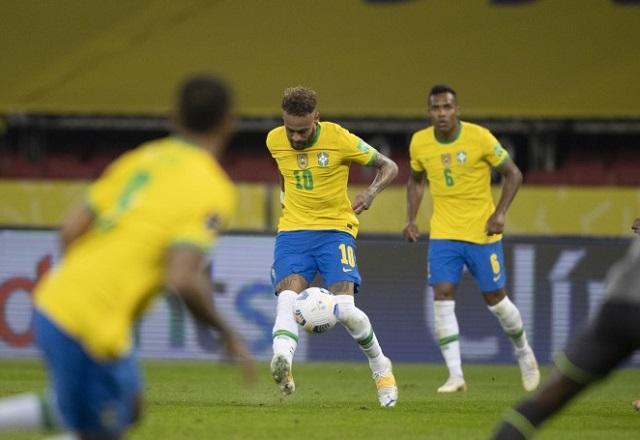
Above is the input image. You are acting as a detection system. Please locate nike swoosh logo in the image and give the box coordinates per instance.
[342,267,353,273]
[493,274,501,282]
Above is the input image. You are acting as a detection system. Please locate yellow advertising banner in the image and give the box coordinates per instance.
[4,180,635,237]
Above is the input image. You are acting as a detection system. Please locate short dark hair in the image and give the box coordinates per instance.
[177,74,231,133]
[429,84,457,100]
[282,86,317,116]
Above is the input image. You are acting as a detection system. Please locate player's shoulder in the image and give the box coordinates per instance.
[461,121,494,139]
[319,121,346,133]
[410,126,434,144]
[266,125,286,147]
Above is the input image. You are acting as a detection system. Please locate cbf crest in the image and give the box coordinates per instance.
[297,153,309,169]
[456,151,467,165]
[441,153,451,167]
[317,152,329,167]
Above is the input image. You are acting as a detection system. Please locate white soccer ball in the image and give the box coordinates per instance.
[293,287,338,334]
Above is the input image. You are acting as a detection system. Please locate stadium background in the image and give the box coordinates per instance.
[1,0,640,366]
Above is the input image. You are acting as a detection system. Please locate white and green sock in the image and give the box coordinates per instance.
[488,296,529,350]
[434,300,463,378]
[334,295,386,372]
[272,289,299,364]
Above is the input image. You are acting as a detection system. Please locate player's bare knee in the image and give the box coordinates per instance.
[433,283,456,300]
[483,289,507,306]
[276,275,308,293]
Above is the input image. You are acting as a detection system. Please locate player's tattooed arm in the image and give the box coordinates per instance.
[352,152,398,214]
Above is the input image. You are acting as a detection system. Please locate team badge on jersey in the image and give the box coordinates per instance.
[456,151,467,165]
[317,152,329,167]
[441,153,451,167]
[297,154,309,169]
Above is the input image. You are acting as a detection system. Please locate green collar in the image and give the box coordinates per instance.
[309,122,321,147]
[435,121,462,144]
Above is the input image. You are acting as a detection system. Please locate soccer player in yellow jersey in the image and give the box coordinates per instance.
[267,86,399,407]
[0,74,255,439]
[403,85,539,394]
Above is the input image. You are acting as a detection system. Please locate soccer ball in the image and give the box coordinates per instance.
[293,287,338,334]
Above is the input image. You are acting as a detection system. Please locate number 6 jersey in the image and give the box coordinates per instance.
[409,121,509,244]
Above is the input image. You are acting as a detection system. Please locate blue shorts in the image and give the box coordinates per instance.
[428,239,506,292]
[271,230,361,292]
[34,310,142,437]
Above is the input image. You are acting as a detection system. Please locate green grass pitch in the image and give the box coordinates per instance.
[0,359,638,439]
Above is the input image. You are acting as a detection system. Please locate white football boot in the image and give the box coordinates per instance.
[373,356,398,407]
[437,375,467,393]
[516,346,540,392]
[270,354,295,395]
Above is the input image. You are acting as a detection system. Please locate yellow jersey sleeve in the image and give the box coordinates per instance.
[339,129,378,166]
[480,128,510,168]
[168,186,236,252]
[409,131,427,173]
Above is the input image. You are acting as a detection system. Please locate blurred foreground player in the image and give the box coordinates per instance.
[0,74,255,439]
[492,217,640,439]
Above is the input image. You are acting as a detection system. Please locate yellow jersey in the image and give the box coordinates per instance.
[35,136,236,359]
[266,121,378,237]
[409,121,509,244]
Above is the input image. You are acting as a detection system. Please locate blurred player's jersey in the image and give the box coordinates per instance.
[409,121,509,244]
[267,121,378,237]
[35,136,236,359]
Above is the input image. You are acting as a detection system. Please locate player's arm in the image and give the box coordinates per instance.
[59,201,95,254]
[165,246,256,383]
[403,170,426,242]
[352,152,398,214]
[632,218,640,234]
[486,158,523,236]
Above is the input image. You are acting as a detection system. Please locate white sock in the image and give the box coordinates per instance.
[434,300,463,378]
[0,391,61,430]
[334,295,386,372]
[272,290,299,364]
[488,296,529,350]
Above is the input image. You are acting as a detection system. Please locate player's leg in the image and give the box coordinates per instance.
[0,310,67,434]
[492,300,640,439]
[270,231,316,394]
[467,240,540,391]
[320,232,397,407]
[429,240,466,392]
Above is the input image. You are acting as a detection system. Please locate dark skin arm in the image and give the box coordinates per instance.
[59,202,95,254]
[403,170,426,242]
[352,152,399,214]
[485,158,523,236]
[166,246,256,384]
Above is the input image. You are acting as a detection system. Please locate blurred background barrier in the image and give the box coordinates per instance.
[0,229,635,365]
[2,180,639,237]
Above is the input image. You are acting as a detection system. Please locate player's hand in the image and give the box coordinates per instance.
[352,189,375,214]
[223,333,257,385]
[403,222,419,242]
[633,400,640,411]
[632,218,640,235]
[485,211,506,236]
